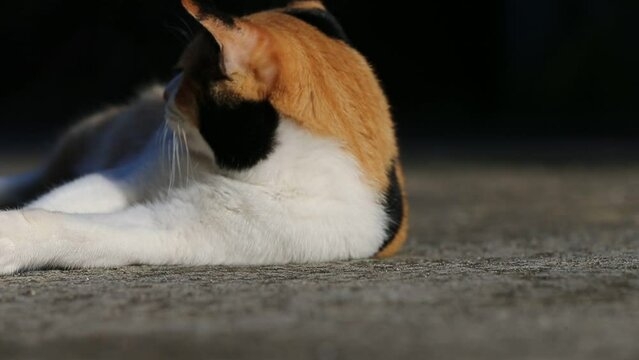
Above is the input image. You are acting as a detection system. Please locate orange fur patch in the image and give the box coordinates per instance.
[179,4,410,255]
[247,12,398,191]
[287,1,326,11]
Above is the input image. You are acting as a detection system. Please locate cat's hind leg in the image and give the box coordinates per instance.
[25,128,184,214]
[26,173,133,214]
[0,122,90,210]
[0,169,66,210]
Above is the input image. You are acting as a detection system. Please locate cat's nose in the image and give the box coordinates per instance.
[164,73,184,102]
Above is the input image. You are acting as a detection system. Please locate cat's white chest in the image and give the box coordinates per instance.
[180,118,389,263]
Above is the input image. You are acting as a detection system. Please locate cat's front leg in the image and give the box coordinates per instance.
[0,210,90,274]
[0,205,211,275]
[0,236,19,275]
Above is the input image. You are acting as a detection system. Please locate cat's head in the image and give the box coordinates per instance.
[170,0,349,105]
[167,0,397,189]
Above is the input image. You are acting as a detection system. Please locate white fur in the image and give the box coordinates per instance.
[0,89,387,274]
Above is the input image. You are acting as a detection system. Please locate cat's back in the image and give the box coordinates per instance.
[57,86,166,175]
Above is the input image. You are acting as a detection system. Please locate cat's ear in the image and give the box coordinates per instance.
[181,0,278,96]
[287,1,326,10]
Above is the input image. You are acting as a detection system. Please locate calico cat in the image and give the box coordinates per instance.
[0,0,408,274]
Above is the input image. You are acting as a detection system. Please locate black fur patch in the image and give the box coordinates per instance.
[189,0,236,26]
[188,31,278,171]
[190,31,228,81]
[379,164,404,252]
[283,8,351,45]
[198,96,280,171]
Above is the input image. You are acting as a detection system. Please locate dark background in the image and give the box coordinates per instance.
[1,0,638,155]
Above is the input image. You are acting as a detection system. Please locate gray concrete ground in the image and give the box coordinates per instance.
[0,157,638,360]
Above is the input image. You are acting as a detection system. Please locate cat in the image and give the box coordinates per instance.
[0,0,408,274]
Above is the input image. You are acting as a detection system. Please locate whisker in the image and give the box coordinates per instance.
[162,122,170,180]
[175,128,183,184]
[164,16,197,46]
[177,15,196,39]
[180,127,192,184]
[164,23,192,45]
[170,129,178,190]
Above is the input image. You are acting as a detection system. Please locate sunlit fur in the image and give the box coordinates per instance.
[287,0,326,11]
[0,1,407,274]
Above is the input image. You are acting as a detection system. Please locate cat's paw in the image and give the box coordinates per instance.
[0,237,19,275]
[0,211,38,275]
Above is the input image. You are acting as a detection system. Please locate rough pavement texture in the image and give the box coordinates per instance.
[0,158,638,360]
